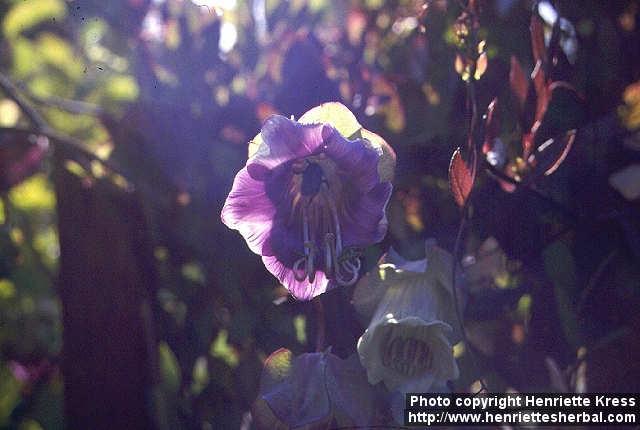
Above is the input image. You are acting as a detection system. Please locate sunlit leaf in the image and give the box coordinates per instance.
[347,10,367,45]
[33,225,59,270]
[181,262,205,285]
[298,102,361,138]
[159,342,181,395]
[0,279,16,299]
[36,33,84,80]
[104,75,139,101]
[474,52,487,80]
[12,37,40,78]
[370,75,406,132]
[449,148,473,207]
[609,164,640,201]
[0,99,21,127]
[191,356,210,395]
[361,128,396,183]
[620,81,640,130]
[2,0,66,39]
[210,329,239,367]
[293,315,306,344]
[262,348,293,383]
[9,174,55,210]
[0,366,21,426]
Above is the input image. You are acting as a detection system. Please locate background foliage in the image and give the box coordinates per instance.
[0,0,639,428]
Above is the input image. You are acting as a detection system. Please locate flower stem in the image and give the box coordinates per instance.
[451,210,488,394]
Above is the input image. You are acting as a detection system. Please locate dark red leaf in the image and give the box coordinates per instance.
[530,14,546,65]
[483,98,499,155]
[0,130,49,192]
[529,129,576,177]
[509,56,528,110]
[531,61,550,125]
[449,148,473,207]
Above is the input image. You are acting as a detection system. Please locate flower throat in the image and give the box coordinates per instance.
[292,159,362,286]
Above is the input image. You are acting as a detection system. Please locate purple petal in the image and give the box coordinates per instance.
[326,354,376,426]
[221,167,276,255]
[262,255,331,300]
[320,130,392,246]
[341,181,393,246]
[250,115,329,170]
[323,130,382,193]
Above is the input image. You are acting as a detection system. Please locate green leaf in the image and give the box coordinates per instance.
[210,330,239,367]
[3,0,66,39]
[104,75,139,101]
[159,342,181,395]
[9,174,56,211]
[36,33,84,80]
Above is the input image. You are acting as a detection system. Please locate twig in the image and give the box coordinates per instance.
[451,212,488,394]
[0,72,48,131]
[0,127,129,183]
[25,91,104,116]
[0,71,129,183]
[450,1,488,392]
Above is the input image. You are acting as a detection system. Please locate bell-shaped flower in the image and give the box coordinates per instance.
[252,348,377,429]
[355,240,461,392]
[222,103,395,300]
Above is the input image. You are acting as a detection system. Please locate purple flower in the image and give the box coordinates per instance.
[221,104,394,300]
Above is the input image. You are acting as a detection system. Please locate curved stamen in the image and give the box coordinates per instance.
[293,203,315,283]
[324,233,335,277]
[302,204,310,256]
[322,183,343,256]
[334,249,361,286]
[335,261,360,285]
[295,163,363,286]
[293,257,307,281]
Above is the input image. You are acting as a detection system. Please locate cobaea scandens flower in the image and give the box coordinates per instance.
[221,103,395,300]
[355,240,461,391]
